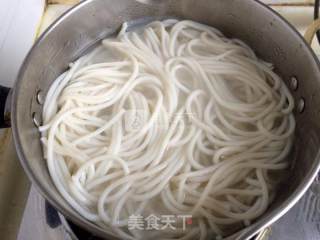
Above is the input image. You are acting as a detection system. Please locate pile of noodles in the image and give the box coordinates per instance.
[40,20,295,240]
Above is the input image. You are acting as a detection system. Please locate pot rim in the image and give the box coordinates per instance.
[11,1,320,239]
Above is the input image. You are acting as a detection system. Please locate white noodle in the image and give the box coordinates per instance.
[40,20,295,239]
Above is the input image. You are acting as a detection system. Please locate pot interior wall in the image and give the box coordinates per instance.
[13,0,320,239]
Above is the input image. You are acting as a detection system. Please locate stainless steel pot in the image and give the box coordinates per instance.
[2,0,320,239]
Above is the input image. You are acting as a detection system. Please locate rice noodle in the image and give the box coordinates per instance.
[40,20,295,239]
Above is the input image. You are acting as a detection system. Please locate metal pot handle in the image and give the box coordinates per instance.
[304,18,320,45]
[0,86,11,128]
